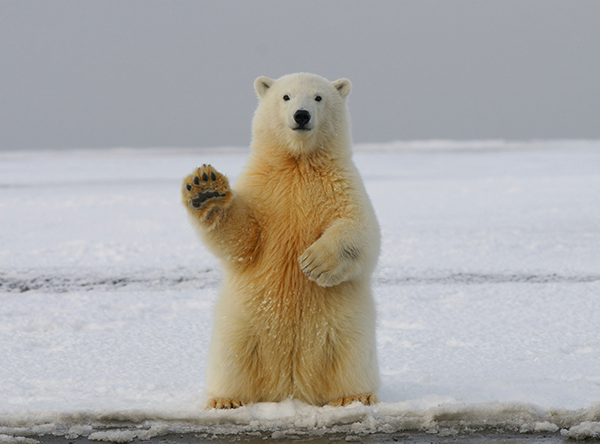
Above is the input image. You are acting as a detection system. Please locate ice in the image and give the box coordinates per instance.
[0,436,39,444]
[1,141,599,440]
[88,425,168,443]
[562,421,600,439]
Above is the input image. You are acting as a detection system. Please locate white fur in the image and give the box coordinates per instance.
[197,73,380,406]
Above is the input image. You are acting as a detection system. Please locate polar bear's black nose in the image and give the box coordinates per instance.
[294,110,311,126]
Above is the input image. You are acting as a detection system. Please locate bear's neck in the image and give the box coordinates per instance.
[250,136,352,170]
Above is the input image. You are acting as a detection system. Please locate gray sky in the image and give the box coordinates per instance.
[1,0,599,150]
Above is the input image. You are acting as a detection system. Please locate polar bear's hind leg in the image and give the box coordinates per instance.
[206,398,246,409]
[327,394,377,407]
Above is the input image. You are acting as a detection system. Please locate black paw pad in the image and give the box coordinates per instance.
[186,183,192,191]
[193,176,200,185]
[191,191,224,208]
[210,171,217,181]
[202,172,209,181]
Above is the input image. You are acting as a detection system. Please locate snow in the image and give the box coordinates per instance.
[1,141,599,440]
[562,421,600,439]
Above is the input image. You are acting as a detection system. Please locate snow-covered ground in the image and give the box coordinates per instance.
[1,141,599,441]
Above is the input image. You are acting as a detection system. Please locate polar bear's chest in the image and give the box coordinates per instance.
[261,176,343,246]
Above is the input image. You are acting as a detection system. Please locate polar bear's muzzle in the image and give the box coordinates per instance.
[292,109,312,131]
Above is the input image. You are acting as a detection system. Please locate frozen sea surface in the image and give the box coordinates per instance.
[0,141,599,441]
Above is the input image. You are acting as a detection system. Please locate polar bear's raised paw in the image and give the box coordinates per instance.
[182,164,232,219]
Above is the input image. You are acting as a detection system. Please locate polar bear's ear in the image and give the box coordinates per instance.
[332,78,352,99]
[254,76,275,99]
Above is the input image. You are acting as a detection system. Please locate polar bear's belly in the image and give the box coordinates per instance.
[231,225,345,401]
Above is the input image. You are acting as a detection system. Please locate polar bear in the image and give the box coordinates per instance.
[182,73,380,409]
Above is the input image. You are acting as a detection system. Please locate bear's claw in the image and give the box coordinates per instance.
[206,398,245,410]
[328,394,377,407]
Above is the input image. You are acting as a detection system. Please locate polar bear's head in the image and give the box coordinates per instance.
[252,73,352,157]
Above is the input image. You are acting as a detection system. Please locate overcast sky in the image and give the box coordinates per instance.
[1,0,599,150]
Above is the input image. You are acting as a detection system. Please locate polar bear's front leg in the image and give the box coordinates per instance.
[298,219,371,287]
[182,165,261,263]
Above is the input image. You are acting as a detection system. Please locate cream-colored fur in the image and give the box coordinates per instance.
[182,73,380,408]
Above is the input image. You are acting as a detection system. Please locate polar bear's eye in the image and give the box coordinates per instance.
[315,96,322,102]
[283,95,290,101]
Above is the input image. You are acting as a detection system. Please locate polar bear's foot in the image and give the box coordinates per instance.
[182,164,232,219]
[206,398,246,410]
[327,394,377,407]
